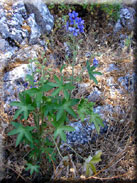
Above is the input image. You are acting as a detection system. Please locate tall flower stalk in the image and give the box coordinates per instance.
[66,11,85,85]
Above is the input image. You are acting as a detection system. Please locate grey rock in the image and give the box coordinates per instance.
[107,63,119,72]
[3,63,36,82]
[3,63,36,112]
[0,18,10,39]
[106,77,115,87]
[9,28,23,44]
[118,74,133,91]
[0,4,26,44]
[0,0,53,50]
[114,6,135,33]
[10,45,43,63]
[63,117,108,147]
[0,4,5,19]
[94,104,114,120]
[78,83,90,88]
[119,34,129,48]
[114,19,123,33]
[87,87,102,103]
[27,13,41,44]
[0,0,53,47]
[0,39,10,52]
[12,0,28,19]
[24,0,54,34]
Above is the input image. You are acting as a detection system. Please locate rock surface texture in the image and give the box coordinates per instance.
[24,0,54,34]
[114,5,135,33]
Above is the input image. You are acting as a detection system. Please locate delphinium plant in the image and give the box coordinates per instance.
[8,10,104,177]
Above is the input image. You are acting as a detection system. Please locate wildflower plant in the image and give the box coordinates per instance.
[8,11,104,176]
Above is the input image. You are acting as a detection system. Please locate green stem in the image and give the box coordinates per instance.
[50,135,63,159]
[71,35,77,85]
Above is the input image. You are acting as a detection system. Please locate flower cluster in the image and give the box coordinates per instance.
[66,11,84,36]
[93,58,99,67]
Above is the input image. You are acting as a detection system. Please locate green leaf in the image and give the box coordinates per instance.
[52,88,60,97]
[86,60,101,84]
[10,93,35,120]
[48,82,60,87]
[54,125,75,142]
[54,75,61,83]
[10,101,23,107]
[84,150,102,177]
[8,129,19,136]
[25,163,40,175]
[8,123,34,146]
[16,132,24,146]
[92,71,102,75]
[25,88,43,108]
[55,98,78,121]
[41,83,53,92]
[65,107,77,118]
[77,99,94,122]
[26,74,34,86]
[89,74,98,84]
[90,150,102,164]
[63,89,69,100]
[60,64,66,73]
[56,109,64,121]
[64,83,75,90]
[89,112,104,134]
[89,163,96,174]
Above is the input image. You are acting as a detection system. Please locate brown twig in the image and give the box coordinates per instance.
[3,164,27,182]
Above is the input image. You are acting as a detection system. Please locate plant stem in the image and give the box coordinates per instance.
[50,135,63,159]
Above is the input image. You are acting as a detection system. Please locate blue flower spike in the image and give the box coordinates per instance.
[66,11,84,36]
[93,58,99,67]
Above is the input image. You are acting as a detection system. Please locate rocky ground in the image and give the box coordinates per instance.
[0,0,136,182]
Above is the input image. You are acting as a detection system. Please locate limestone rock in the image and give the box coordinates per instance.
[87,87,102,103]
[114,6,135,33]
[24,0,54,34]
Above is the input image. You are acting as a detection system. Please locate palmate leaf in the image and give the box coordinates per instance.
[86,60,102,84]
[24,88,43,108]
[10,92,35,120]
[8,122,34,146]
[77,98,103,134]
[89,112,104,134]
[89,74,98,84]
[54,125,75,142]
[25,163,40,175]
[56,98,79,121]
[42,96,58,117]
[77,99,94,122]
[47,75,74,99]
[11,103,35,120]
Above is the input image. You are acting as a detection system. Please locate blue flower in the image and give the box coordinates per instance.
[66,11,84,36]
[93,58,99,67]
[23,82,28,88]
